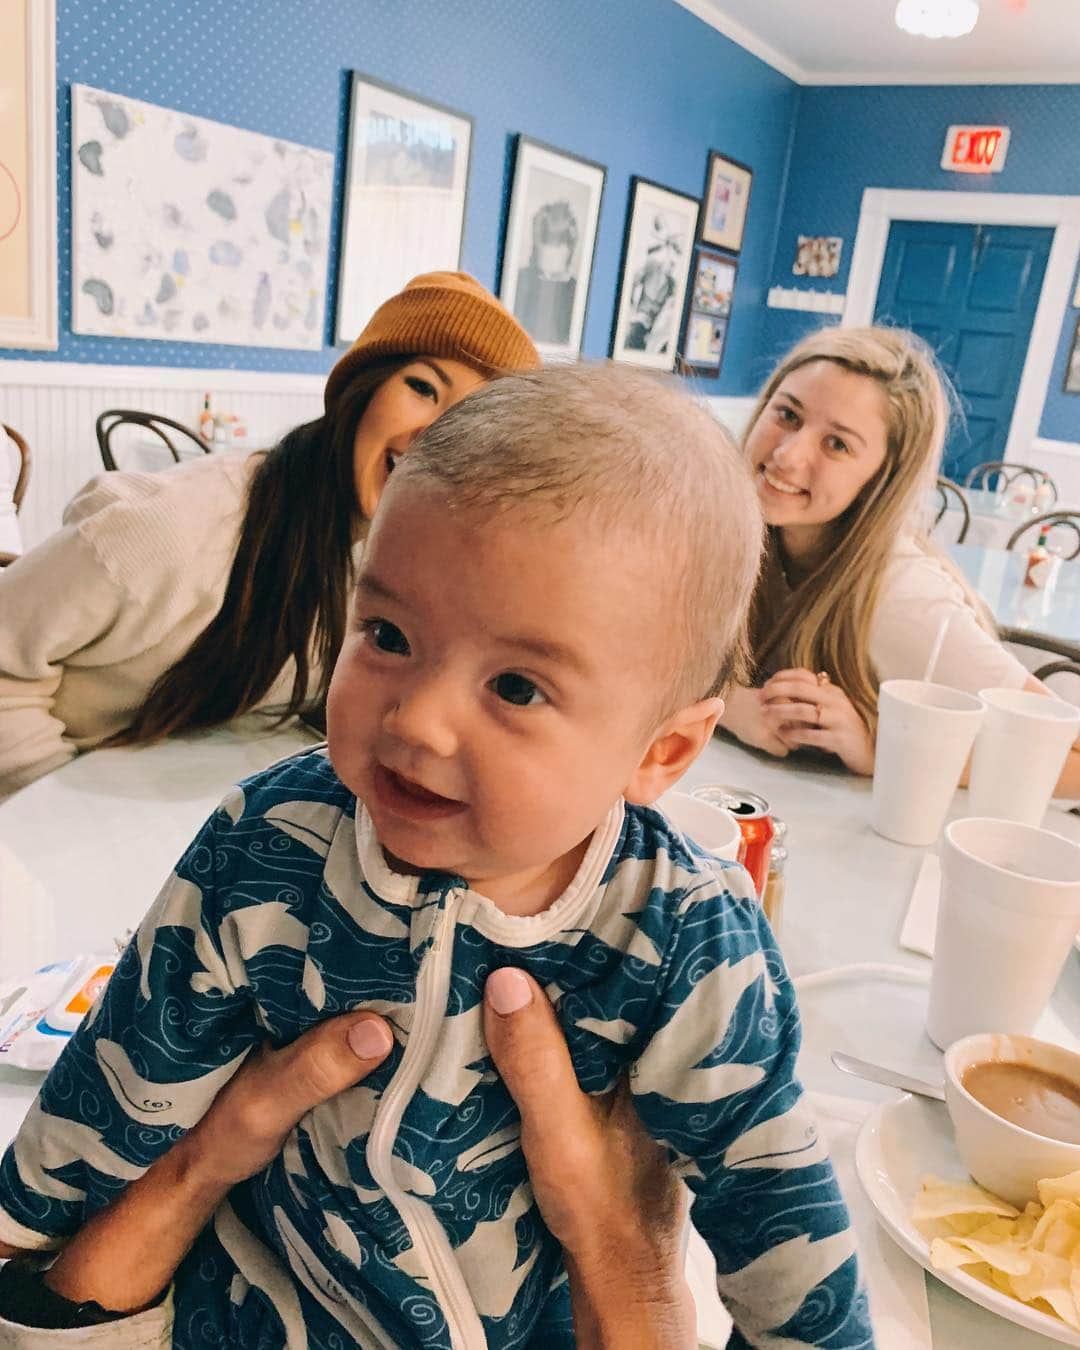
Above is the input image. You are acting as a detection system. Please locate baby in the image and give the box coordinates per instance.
[0,365,870,1348]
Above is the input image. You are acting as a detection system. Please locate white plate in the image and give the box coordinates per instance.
[855,1092,1080,1347]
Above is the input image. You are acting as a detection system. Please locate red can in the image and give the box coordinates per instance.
[690,786,774,898]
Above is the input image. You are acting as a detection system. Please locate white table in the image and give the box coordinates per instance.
[2,726,1079,1347]
[941,488,1058,551]
[948,540,1080,659]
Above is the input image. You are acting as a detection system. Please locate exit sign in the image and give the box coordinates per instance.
[941,125,1010,174]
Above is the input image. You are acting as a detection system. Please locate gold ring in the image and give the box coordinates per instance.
[816,671,830,686]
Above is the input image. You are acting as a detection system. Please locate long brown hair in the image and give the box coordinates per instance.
[116,357,409,743]
[747,326,973,732]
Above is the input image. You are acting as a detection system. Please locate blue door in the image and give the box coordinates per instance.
[873,221,1053,482]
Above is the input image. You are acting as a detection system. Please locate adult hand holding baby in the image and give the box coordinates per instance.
[484,967,695,1350]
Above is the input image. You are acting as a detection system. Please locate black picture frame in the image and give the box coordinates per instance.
[609,175,699,372]
[497,135,606,359]
[335,72,474,344]
[679,247,737,377]
[696,149,752,256]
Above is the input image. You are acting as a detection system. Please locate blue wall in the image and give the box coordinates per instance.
[764,84,1080,441]
[10,0,797,394]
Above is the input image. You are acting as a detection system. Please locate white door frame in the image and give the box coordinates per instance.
[843,188,1080,462]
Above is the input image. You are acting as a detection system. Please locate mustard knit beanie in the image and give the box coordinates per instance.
[324,271,540,411]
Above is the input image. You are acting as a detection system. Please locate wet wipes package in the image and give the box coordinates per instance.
[0,956,116,1071]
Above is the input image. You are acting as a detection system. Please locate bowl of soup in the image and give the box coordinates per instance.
[944,1033,1080,1207]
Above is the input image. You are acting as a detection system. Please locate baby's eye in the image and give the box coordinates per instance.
[360,618,410,655]
[490,673,547,707]
[405,375,438,402]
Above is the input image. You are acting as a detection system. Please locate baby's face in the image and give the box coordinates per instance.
[327,478,670,911]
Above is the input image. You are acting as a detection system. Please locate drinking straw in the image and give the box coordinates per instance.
[922,615,952,683]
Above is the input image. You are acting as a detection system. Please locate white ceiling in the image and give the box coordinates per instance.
[676,0,1080,84]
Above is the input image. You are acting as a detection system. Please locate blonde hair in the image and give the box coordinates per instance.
[746,325,978,732]
[391,362,764,711]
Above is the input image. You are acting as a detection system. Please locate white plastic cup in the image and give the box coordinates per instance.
[656,791,741,861]
[871,681,985,847]
[969,687,1080,826]
[927,817,1080,1049]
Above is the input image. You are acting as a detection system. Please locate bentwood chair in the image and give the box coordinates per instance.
[0,422,32,568]
[933,476,971,543]
[95,410,211,472]
[1005,511,1080,561]
[964,460,1058,504]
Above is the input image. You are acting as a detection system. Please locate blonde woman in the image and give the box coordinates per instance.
[719,325,1080,796]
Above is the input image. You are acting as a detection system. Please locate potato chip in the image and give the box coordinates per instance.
[913,1173,1080,1331]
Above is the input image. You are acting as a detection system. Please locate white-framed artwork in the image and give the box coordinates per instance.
[610,176,698,371]
[0,0,57,350]
[498,135,605,360]
[335,74,473,344]
[71,85,333,349]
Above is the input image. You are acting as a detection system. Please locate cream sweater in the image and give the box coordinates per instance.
[0,452,302,795]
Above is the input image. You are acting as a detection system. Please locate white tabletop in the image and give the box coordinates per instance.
[941,488,1058,551]
[947,540,1080,654]
[2,726,1079,1347]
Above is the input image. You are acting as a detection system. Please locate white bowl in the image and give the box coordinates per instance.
[944,1032,1080,1207]
[655,790,741,862]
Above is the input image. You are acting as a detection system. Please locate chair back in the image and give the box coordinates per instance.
[1006,511,1080,561]
[964,460,1058,505]
[1,424,31,511]
[95,410,210,473]
[933,477,970,543]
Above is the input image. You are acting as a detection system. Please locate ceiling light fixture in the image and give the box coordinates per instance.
[895,0,980,38]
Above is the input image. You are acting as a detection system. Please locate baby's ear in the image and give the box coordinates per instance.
[624,696,725,805]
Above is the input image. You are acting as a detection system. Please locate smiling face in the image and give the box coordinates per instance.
[352,357,487,519]
[746,359,891,563]
[326,478,684,914]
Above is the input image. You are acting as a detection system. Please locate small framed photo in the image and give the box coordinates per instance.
[793,235,843,278]
[498,135,606,360]
[335,73,473,343]
[697,150,752,255]
[610,176,698,371]
[1066,318,1080,395]
[679,248,737,375]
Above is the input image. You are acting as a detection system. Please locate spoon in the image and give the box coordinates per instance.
[831,1051,946,1102]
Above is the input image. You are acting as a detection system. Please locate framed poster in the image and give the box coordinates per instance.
[498,135,605,359]
[0,0,56,349]
[697,150,752,256]
[793,234,843,278]
[1066,318,1080,395]
[680,248,736,376]
[610,176,698,372]
[72,86,333,348]
[335,74,473,343]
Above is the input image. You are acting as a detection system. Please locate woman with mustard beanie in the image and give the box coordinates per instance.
[0,273,539,794]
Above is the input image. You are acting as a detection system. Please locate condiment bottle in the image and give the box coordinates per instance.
[763,845,787,934]
[1010,477,1035,513]
[198,393,214,442]
[1034,480,1054,513]
[1024,528,1051,589]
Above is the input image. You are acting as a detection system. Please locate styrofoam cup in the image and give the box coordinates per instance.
[969,687,1080,826]
[927,817,1080,1049]
[656,791,741,861]
[871,681,985,847]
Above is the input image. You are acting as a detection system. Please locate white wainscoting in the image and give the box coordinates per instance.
[702,395,754,439]
[0,361,326,550]
[1031,438,1080,508]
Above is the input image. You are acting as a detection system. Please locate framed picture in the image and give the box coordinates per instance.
[0,0,56,349]
[335,74,473,343]
[1066,318,1080,395]
[498,135,605,359]
[793,235,843,278]
[697,150,752,256]
[610,176,698,371]
[72,86,333,348]
[679,248,737,376]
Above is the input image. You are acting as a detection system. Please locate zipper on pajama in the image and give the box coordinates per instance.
[365,893,487,1350]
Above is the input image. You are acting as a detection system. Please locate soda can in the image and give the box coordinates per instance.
[689,785,775,899]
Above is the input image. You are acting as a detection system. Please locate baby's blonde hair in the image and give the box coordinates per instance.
[393,362,764,713]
